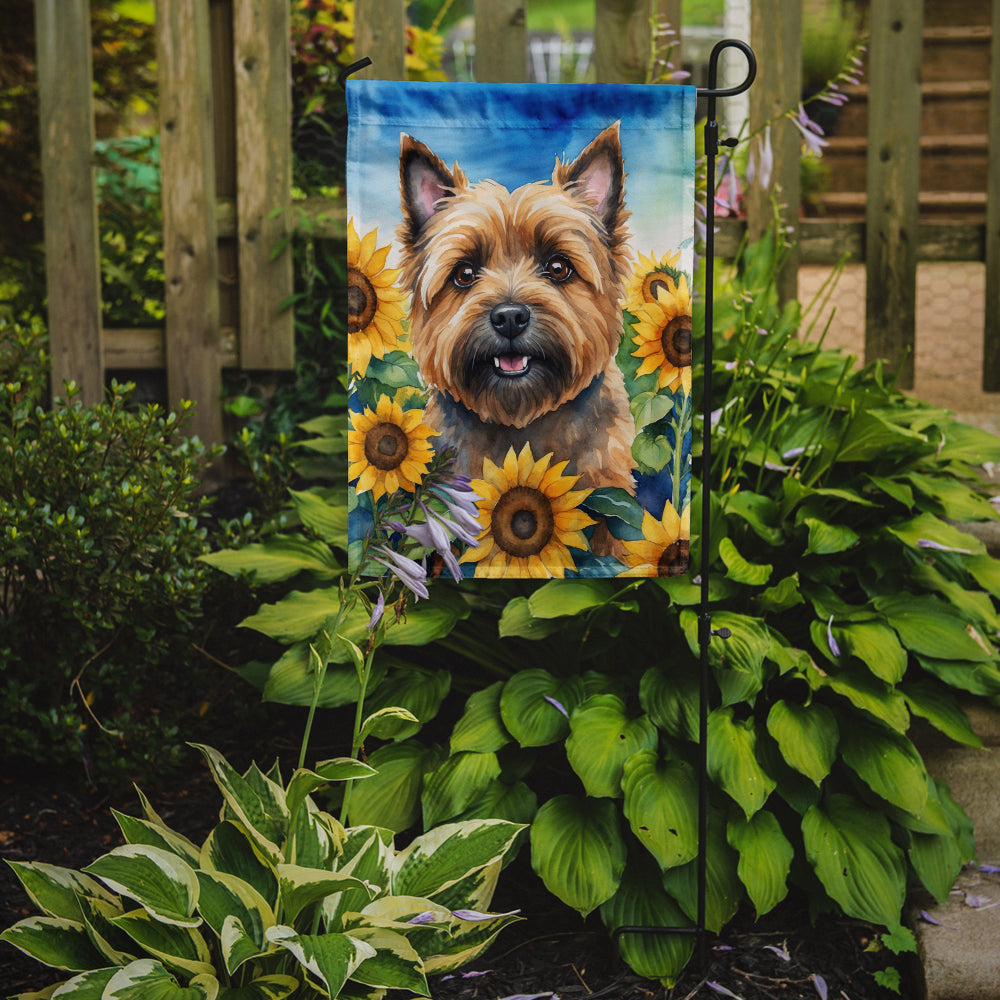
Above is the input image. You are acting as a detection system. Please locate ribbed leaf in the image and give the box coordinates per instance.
[5,862,117,923]
[200,536,340,584]
[421,752,502,828]
[345,926,428,994]
[566,696,658,798]
[42,967,117,998]
[886,512,985,556]
[199,822,278,910]
[112,812,201,868]
[707,708,776,818]
[0,916,106,972]
[499,670,585,747]
[288,488,348,544]
[639,665,699,742]
[347,740,441,832]
[875,594,995,662]
[362,667,451,740]
[450,682,511,754]
[621,751,698,871]
[803,517,859,556]
[530,795,626,917]
[839,719,928,817]
[110,909,213,978]
[835,621,907,684]
[901,680,982,748]
[195,871,273,974]
[264,926,375,997]
[527,579,617,618]
[916,655,1000,697]
[215,975,299,1000]
[802,794,906,926]
[765,701,838,786]
[719,536,772,585]
[103,959,218,1000]
[727,811,793,917]
[276,865,373,925]
[814,663,910,732]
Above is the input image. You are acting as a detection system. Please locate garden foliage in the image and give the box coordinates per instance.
[0,317,218,782]
[2,744,524,999]
[204,232,1000,985]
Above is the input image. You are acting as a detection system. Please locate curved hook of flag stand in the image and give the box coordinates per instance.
[339,39,758,975]
[612,38,756,973]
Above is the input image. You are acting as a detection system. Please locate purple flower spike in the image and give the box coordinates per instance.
[827,615,841,658]
[763,944,790,962]
[544,695,569,718]
[372,545,429,600]
[917,538,972,554]
[407,911,438,925]
[367,590,385,631]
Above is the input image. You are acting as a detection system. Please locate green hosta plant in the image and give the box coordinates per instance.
[1,744,523,999]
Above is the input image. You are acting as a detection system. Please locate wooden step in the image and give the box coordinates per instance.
[832,80,991,137]
[922,0,992,28]
[813,189,987,223]
[922,25,992,82]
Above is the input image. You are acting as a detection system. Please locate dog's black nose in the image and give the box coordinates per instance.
[490,303,530,339]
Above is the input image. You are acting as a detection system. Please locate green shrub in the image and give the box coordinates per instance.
[1,743,524,998]
[0,317,220,783]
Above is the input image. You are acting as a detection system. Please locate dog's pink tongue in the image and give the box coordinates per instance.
[497,354,528,373]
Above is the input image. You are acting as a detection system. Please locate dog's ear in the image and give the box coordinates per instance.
[558,123,627,241]
[399,135,461,240]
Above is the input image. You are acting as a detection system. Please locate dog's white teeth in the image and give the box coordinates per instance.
[494,355,530,374]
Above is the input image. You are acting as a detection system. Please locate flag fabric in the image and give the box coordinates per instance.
[347,80,695,579]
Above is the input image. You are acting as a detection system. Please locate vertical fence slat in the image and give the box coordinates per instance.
[354,0,407,79]
[34,0,103,405]
[983,0,1000,390]
[157,0,223,445]
[594,0,656,84]
[474,0,527,82]
[233,0,294,369]
[864,0,923,390]
[746,0,801,304]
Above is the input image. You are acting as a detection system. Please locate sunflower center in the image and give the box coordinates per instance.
[491,486,555,558]
[364,422,407,471]
[660,315,692,368]
[643,273,673,304]
[348,267,377,334]
[657,538,690,577]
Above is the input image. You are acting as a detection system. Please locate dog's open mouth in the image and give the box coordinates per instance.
[493,354,531,376]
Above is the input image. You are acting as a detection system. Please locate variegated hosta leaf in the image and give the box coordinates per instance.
[499,670,585,747]
[726,810,793,917]
[110,908,214,979]
[102,958,218,999]
[195,871,274,974]
[838,717,929,817]
[285,760,375,824]
[565,695,658,799]
[765,700,838,786]
[391,820,524,901]
[344,926,429,995]
[276,864,375,925]
[200,822,278,910]
[621,751,699,871]
[599,854,694,987]
[288,801,343,870]
[421,751,502,829]
[46,966,118,997]
[529,795,626,917]
[265,926,376,998]
[450,681,511,754]
[706,707,776,818]
[421,907,522,975]
[214,975,300,1000]
[4,861,118,922]
[0,916,107,972]
[77,894,136,966]
[802,793,906,926]
[191,745,287,863]
[83,846,200,928]
[112,810,201,868]
[425,859,501,915]
[323,829,393,931]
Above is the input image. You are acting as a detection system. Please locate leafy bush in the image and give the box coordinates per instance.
[207,233,1000,985]
[1,743,524,998]
[0,317,220,783]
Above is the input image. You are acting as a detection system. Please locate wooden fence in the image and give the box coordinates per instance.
[33,0,1000,445]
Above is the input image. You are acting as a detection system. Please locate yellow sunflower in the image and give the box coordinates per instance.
[630,272,693,394]
[460,443,596,579]
[623,249,682,317]
[348,219,408,378]
[348,396,438,502]
[618,501,691,577]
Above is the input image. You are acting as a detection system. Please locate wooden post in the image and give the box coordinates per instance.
[746,0,801,305]
[983,0,1000,391]
[233,0,294,369]
[34,0,104,405]
[653,0,683,80]
[474,0,527,83]
[354,0,407,80]
[864,0,923,389]
[594,0,660,84]
[157,0,223,444]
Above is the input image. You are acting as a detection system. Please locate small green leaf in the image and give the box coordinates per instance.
[265,926,374,998]
[707,708,776,818]
[727,811,793,917]
[719,537,772,585]
[765,700,838,786]
[450,682,511,754]
[803,517,859,555]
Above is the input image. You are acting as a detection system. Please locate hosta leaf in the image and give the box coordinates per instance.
[260,644,386,709]
[424,907,522,974]
[834,410,926,463]
[421,751,502,828]
[621,751,699,870]
[265,926,375,997]
[660,811,741,933]
[453,779,538,827]
[111,909,214,978]
[200,536,340,584]
[360,706,421,742]
[886,511,985,557]
[839,718,928,817]
[812,663,910,732]
[393,820,524,900]
[802,793,906,926]
[765,701,838,786]
[345,926,428,994]
[499,670,585,747]
[901,680,982,748]
[916,655,1000,697]
[103,959,218,1000]
[724,490,784,546]
[195,871,273,973]
[527,579,618,618]
[276,865,374,925]
[46,967,117,998]
[566,695,658,798]
[288,488,348,545]
[755,573,805,614]
[529,795,626,917]
[599,853,694,987]
[450,682,511,754]
[5,862,118,923]
[199,822,278,910]
[719,537,772,585]
[112,812,201,868]
[639,665,699,742]
[83,846,200,928]
[497,596,564,640]
[363,667,451,740]
[874,594,995,662]
[285,759,376,822]
[707,708,776,818]
[803,517,859,556]
[322,829,393,930]
[0,916,107,971]
[832,621,907,683]
[967,553,1000,597]
[216,975,299,1000]
[727,811,793,917]
[681,610,770,706]
[909,829,965,905]
[347,740,442,832]
[906,472,998,521]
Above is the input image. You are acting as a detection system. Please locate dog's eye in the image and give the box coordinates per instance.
[451,262,478,288]
[544,255,574,283]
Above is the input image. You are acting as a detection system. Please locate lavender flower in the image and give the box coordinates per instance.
[791,104,829,157]
[544,695,569,718]
[367,590,385,630]
[371,544,429,600]
[747,125,774,190]
[827,615,841,658]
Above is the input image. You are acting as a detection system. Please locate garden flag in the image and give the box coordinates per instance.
[347,81,696,579]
